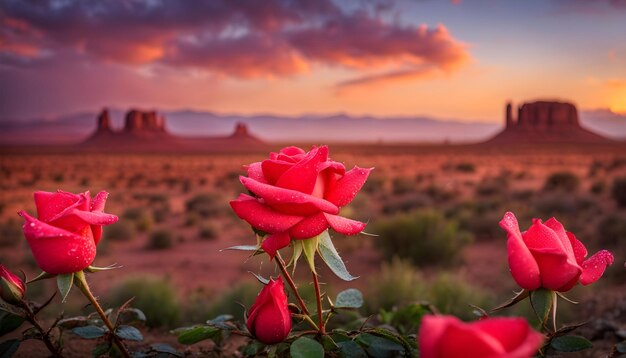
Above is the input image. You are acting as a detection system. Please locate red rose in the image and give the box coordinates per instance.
[0,264,26,305]
[246,277,291,344]
[500,212,614,292]
[18,190,118,275]
[419,315,544,358]
[230,146,372,258]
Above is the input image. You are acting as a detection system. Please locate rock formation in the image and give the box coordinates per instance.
[85,109,266,152]
[487,100,609,144]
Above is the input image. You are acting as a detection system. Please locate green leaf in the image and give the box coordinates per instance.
[491,289,529,312]
[85,264,122,273]
[530,288,554,326]
[289,241,303,274]
[301,236,319,275]
[335,289,364,309]
[242,340,265,357]
[57,273,74,303]
[249,272,270,285]
[206,314,234,330]
[550,335,593,352]
[57,316,89,329]
[118,308,147,324]
[290,337,324,358]
[0,339,20,358]
[72,325,107,339]
[116,325,143,341]
[176,326,221,345]
[221,245,259,252]
[91,343,110,358]
[355,333,404,358]
[26,271,55,284]
[150,343,182,357]
[318,231,358,281]
[0,312,24,337]
[337,340,367,358]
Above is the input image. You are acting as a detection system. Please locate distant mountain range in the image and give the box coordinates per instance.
[1,108,624,145]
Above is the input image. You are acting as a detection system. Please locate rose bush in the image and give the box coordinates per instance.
[0,264,26,304]
[18,190,118,274]
[230,146,372,258]
[500,212,614,291]
[419,315,544,358]
[246,277,291,344]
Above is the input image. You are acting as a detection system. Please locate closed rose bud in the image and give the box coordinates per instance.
[500,212,614,292]
[419,315,544,358]
[0,264,26,305]
[246,277,291,344]
[18,190,118,274]
[230,146,372,259]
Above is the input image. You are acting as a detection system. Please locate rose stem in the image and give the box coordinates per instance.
[20,302,62,357]
[312,272,325,335]
[74,271,131,358]
[275,252,310,316]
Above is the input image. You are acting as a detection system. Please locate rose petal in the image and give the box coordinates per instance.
[261,232,291,260]
[325,166,372,207]
[323,213,365,235]
[473,318,544,356]
[544,218,576,263]
[438,319,506,357]
[240,176,339,216]
[34,190,82,222]
[289,213,328,240]
[500,212,541,290]
[230,194,303,233]
[279,146,305,156]
[276,146,328,194]
[580,250,614,285]
[91,191,109,212]
[261,159,293,185]
[419,315,457,358]
[19,211,96,274]
[566,232,588,266]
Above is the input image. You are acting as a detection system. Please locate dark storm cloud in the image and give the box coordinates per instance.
[0,0,469,84]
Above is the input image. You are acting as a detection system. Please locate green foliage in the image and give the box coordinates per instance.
[204,282,259,321]
[107,276,180,328]
[122,207,154,232]
[147,229,175,250]
[612,176,626,207]
[290,337,324,358]
[373,210,472,267]
[364,258,426,312]
[427,273,493,321]
[544,171,580,192]
[550,335,593,352]
[103,221,137,242]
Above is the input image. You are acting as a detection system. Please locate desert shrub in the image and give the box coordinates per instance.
[381,193,431,214]
[611,177,626,207]
[533,192,593,218]
[427,273,493,321]
[372,210,472,267]
[147,229,174,250]
[544,171,579,192]
[590,180,605,195]
[424,185,454,202]
[122,207,153,232]
[597,213,626,248]
[198,223,218,240]
[392,177,415,196]
[457,210,503,241]
[362,174,384,194]
[205,282,263,321]
[102,221,137,242]
[0,219,22,247]
[107,276,180,328]
[186,193,221,218]
[364,258,426,313]
[455,162,476,173]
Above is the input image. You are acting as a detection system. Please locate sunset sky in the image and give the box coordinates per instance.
[1,0,625,123]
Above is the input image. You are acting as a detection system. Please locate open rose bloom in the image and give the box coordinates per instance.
[230,146,371,258]
[419,315,544,358]
[500,212,613,292]
[19,190,118,275]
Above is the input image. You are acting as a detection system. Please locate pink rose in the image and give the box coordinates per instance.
[419,315,543,358]
[230,146,372,258]
[246,277,291,344]
[0,264,26,305]
[500,212,614,292]
[18,190,118,275]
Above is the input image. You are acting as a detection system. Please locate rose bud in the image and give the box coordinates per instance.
[419,315,544,358]
[500,212,614,292]
[18,190,118,275]
[0,264,26,305]
[246,277,291,344]
[230,146,372,259]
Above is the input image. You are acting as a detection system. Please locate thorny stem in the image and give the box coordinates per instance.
[275,252,310,316]
[312,272,325,335]
[291,313,319,331]
[74,271,131,358]
[20,301,62,358]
